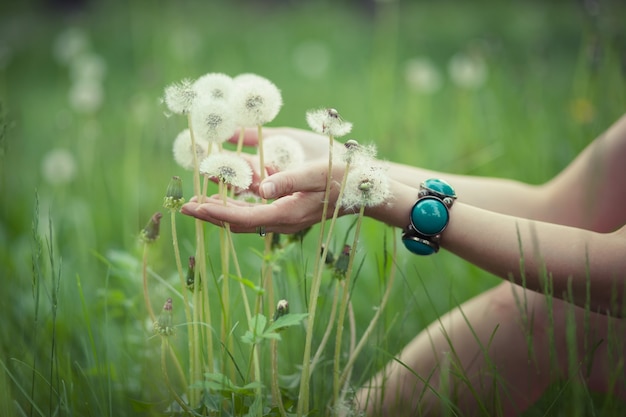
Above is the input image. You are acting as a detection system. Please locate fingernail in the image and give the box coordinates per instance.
[260,181,276,198]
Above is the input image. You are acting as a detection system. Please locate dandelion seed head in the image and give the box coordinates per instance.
[53,27,90,65]
[70,52,107,83]
[199,153,252,189]
[339,140,377,165]
[41,148,77,186]
[172,129,208,171]
[404,57,443,94]
[68,79,104,113]
[190,97,237,144]
[163,78,196,115]
[193,72,234,101]
[340,164,390,210]
[232,73,283,126]
[448,52,488,90]
[306,108,352,137]
[262,134,305,171]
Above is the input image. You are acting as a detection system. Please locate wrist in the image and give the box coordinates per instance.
[401,179,457,255]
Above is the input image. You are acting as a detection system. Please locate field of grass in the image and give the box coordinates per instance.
[1,0,625,416]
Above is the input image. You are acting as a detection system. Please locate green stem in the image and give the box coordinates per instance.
[161,337,194,414]
[170,210,193,399]
[310,281,340,374]
[338,228,398,389]
[297,138,341,417]
[142,243,156,323]
[332,206,365,407]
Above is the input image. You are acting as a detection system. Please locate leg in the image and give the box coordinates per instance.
[355,282,626,416]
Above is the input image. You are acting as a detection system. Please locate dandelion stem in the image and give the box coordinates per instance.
[186,113,213,401]
[161,337,193,414]
[142,243,156,323]
[297,137,342,417]
[170,210,193,399]
[332,205,364,407]
[310,281,340,374]
[338,228,398,389]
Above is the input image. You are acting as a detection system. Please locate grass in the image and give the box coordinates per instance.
[1,0,625,415]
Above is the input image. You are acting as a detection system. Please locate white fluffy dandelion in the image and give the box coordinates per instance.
[448,52,488,90]
[261,134,305,171]
[68,79,104,113]
[190,96,237,144]
[306,108,352,137]
[172,129,209,171]
[340,164,391,210]
[231,73,283,127]
[339,139,377,165]
[404,57,443,94]
[41,148,77,186]
[163,78,196,115]
[199,153,252,189]
[193,72,234,101]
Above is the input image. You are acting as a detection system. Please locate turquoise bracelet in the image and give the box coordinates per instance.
[402,178,456,255]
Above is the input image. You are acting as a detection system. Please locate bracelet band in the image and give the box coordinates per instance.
[402,178,456,255]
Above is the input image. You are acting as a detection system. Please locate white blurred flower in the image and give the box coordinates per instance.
[172,129,209,171]
[190,96,237,144]
[53,27,90,65]
[340,164,391,210]
[306,108,352,137]
[261,134,305,171]
[163,78,196,115]
[68,79,104,113]
[193,72,234,101]
[41,148,77,186]
[199,153,252,189]
[404,57,443,94]
[70,52,107,83]
[448,52,488,90]
[231,73,283,127]
[292,40,330,79]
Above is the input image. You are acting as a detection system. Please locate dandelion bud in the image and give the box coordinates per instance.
[321,244,335,266]
[163,176,185,211]
[333,245,351,280]
[140,212,163,244]
[153,297,175,336]
[273,299,289,322]
[306,108,352,137]
[186,256,195,291]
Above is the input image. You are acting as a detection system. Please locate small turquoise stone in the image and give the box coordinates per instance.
[410,198,449,235]
[422,178,456,198]
[402,237,437,255]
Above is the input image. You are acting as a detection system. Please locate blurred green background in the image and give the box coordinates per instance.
[1,0,625,415]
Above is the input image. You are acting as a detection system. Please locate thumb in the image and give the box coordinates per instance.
[259,164,328,199]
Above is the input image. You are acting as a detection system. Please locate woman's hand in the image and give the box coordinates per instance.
[181,160,346,234]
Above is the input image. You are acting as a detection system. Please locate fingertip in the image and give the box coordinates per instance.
[259,180,276,199]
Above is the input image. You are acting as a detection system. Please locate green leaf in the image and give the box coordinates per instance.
[266,313,308,334]
[229,274,265,295]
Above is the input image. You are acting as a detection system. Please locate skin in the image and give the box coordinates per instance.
[182,114,626,416]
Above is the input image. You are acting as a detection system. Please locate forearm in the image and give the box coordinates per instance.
[443,203,626,314]
[385,161,549,220]
[367,182,626,315]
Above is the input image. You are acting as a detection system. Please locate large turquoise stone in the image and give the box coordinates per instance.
[410,197,449,235]
[422,178,456,198]
[402,237,437,255]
